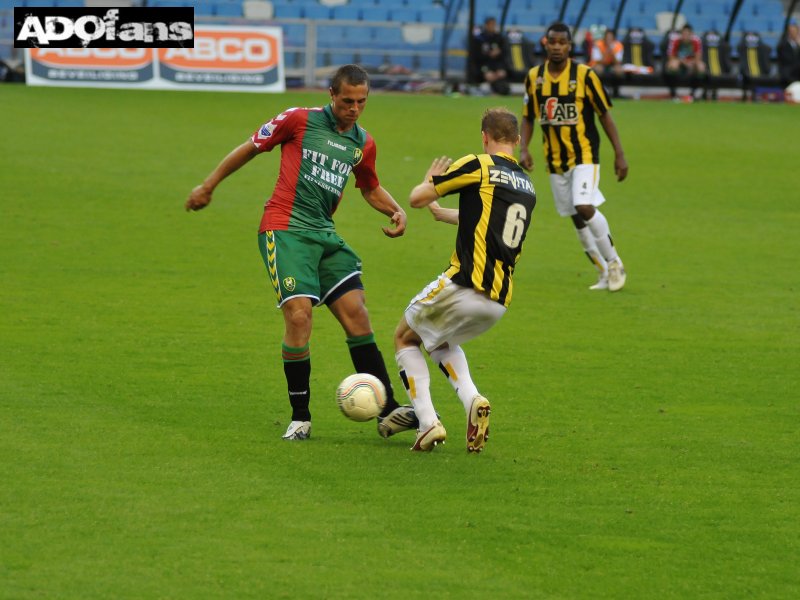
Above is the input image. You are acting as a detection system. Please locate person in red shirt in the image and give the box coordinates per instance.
[666,24,707,77]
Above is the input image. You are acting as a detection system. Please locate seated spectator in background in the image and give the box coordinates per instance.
[589,29,624,77]
[471,16,511,95]
[666,24,706,78]
[777,23,800,85]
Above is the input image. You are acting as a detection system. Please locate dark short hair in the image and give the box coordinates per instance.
[330,64,370,94]
[546,21,572,42]
[481,107,519,144]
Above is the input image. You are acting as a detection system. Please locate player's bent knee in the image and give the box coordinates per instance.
[574,204,595,220]
[394,320,422,350]
[284,307,311,330]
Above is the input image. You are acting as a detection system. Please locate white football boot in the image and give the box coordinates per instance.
[466,395,491,453]
[589,272,609,290]
[282,420,311,440]
[607,259,627,292]
[377,404,419,438]
[411,420,447,452]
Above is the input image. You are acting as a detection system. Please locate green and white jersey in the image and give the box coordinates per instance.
[252,104,380,232]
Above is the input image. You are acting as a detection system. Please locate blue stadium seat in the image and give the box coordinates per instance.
[417,54,441,72]
[328,52,358,66]
[317,25,350,47]
[331,6,361,21]
[285,50,303,69]
[282,23,306,45]
[584,12,614,29]
[355,50,383,66]
[389,54,414,69]
[389,8,418,23]
[445,31,466,50]
[214,3,242,17]
[693,16,720,33]
[55,0,87,6]
[418,7,446,25]
[532,13,553,26]
[760,1,785,19]
[370,26,405,49]
[274,4,303,19]
[371,0,409,7]
[360,7,389,23]
[446,55,466,73]
[303,5,332,20]
[151,0,192,7]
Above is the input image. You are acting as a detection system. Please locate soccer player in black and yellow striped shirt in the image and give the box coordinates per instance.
[520,22,629,291]
[394,108,536,453]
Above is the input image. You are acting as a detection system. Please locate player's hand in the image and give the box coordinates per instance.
[382,210,406,238]
[614,154,628,182]
[185,184,212,211]
[424,156,452,180]
[519,148,533,172]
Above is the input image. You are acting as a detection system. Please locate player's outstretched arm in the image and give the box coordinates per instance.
[185,141,259,211]
[361,185,407,238]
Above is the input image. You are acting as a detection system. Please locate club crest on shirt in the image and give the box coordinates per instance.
[353,147,363,165]
[568,80,577,93]
[283,276,296,291]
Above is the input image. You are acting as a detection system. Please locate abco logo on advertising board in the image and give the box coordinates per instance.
[14,7,194,49]
[159,28,282,88]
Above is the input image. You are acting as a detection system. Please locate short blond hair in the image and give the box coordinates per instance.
[481,107,519,143]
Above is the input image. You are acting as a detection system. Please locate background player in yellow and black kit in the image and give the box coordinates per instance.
[520,22,629,292]
[394,108,536,453]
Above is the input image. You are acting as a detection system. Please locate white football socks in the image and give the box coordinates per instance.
[429,345,479,415]
[395,347,437,429]
[585,210,620,264]
[576,225,607,274]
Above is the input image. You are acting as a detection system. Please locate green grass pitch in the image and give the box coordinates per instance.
[1,84,798,598]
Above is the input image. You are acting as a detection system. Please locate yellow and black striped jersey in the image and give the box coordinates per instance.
[431,152,536,307]
[522,59,612,174]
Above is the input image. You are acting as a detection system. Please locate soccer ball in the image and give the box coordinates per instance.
[335,373,386,422]
[785,82,800,104]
